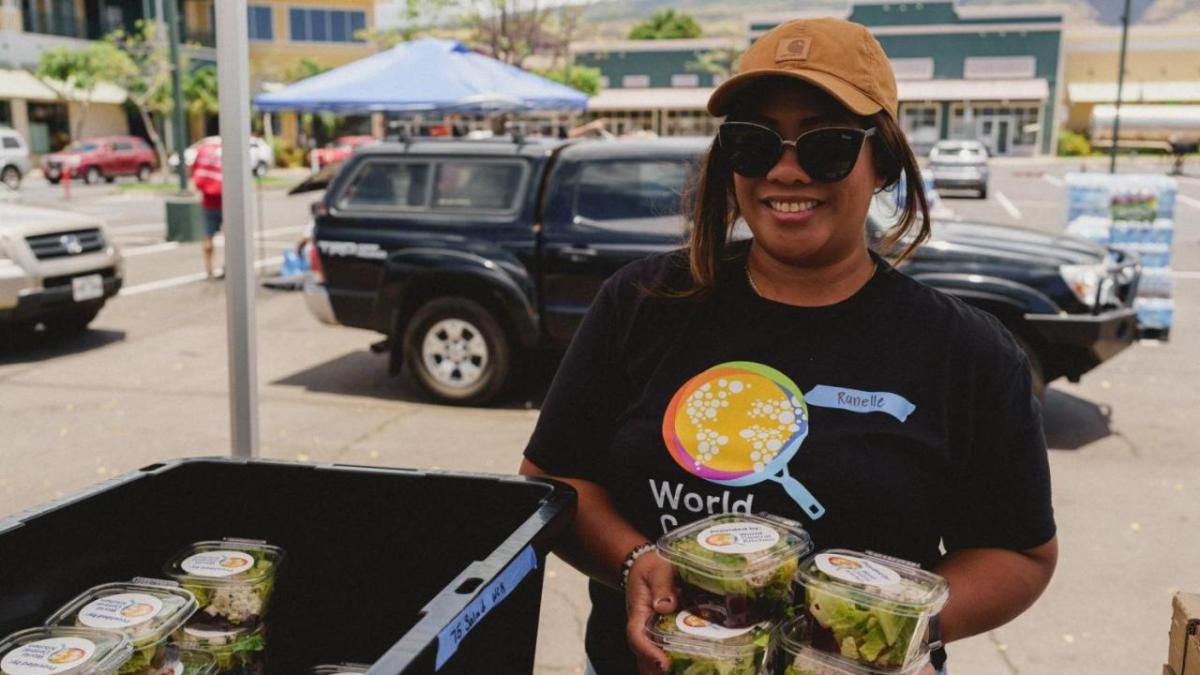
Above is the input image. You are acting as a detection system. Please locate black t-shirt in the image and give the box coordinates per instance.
[524,241,1055,674]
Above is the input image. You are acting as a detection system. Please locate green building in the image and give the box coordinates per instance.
[573,1,1064,156]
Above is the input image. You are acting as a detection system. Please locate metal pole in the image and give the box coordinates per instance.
[216,0,260,458]
[164,0,188,191]
[1109,0,1132,174]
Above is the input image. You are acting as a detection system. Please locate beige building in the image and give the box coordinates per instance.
[1062,25,1200,146]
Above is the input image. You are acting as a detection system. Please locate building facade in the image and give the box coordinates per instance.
[573,1,1066,156]
[1062,25,1200,148]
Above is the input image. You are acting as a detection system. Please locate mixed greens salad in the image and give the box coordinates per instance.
[648,612,773,675]
[672,537,799,627]
[174,626,265,675]
[772,616,931,675]
[658,514,811,628]
[180,557,276,631]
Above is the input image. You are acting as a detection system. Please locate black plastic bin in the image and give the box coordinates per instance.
[0,458,576,674]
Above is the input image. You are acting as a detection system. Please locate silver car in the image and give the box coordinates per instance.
[928,140,990,199]
[0,127,31,190]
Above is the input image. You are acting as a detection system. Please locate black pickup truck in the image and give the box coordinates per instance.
[304,136,1140,405]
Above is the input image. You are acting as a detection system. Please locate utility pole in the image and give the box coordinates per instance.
[1109,0,1132,174]
[164,0,188,191]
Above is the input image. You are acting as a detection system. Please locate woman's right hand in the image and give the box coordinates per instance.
[625,551,680,674]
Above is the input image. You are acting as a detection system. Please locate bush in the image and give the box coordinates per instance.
[1058,130,1093,157]
[271,138,309,168]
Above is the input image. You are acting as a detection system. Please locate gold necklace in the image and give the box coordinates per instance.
[745,264,763,296]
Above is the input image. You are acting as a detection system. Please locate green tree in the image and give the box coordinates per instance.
[107,20,174,180]
[183,64,219,119]
[687,45,742,80]
[536,64,602,96]
[465,0,588,69]
[36,42,129,140]
[355,0,457,47]
[628,9,702,40]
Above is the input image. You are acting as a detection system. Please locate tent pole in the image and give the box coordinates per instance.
[216,0,261,459]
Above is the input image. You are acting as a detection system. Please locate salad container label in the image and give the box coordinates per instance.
[77,593,165,629]
[674,611,760,640]
[181,551,256,578]
[1,637,96,674]
[814,553,901,588]
[696,522,780,555]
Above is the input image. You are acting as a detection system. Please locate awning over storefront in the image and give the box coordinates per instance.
[1068,81,1200,104]
[0,69,127,104]
[587,87,714,112]
[897,78,1049,102]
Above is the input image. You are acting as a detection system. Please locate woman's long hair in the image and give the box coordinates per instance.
[673,105,931,299]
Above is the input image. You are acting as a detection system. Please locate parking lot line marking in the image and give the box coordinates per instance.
[995,191,1023,219]
[121,242,179,257]
[119,256,283,297]
[1042,174,1065,187]
[1178,195,1200,211]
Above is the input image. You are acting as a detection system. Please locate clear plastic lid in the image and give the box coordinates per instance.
[172,648,218,675]
[777,616,931,675]
[656,513,813,579]
[310,664,372,675]
[174,623,266,656]
[163,539,284,587]
[0,627,132,675]
[644,611,774,662]
[796,550,948,617]
[44,579,198,649]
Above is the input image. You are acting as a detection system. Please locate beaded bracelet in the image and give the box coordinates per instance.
[619,542,657,590]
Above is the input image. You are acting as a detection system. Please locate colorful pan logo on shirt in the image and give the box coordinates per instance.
[662,361,826,519]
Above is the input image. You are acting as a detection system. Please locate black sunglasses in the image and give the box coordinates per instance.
[717,121,877,182]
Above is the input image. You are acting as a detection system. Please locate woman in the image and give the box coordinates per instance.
[520,17,1057,675]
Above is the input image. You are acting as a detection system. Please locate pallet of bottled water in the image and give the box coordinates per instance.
[1063,173,1177,336]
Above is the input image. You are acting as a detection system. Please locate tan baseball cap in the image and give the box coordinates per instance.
[707,17,898,120]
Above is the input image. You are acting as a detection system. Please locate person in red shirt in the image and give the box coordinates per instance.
[190,143,223,278]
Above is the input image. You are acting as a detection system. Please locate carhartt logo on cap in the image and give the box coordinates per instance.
[775,37,811,63]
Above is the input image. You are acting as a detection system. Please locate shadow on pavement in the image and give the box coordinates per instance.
[0,328,127,364]
[272,347,563,410]
[1042,387,1113,451]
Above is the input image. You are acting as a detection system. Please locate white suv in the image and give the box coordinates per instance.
[0,127,31,190]
[0,189,124,335]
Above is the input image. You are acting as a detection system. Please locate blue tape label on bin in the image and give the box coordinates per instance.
[435,545,538,670]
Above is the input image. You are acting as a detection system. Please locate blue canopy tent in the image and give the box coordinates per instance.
[253,38,588,114]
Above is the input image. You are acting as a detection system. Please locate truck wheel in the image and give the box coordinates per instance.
[84,166,102,185]
[403,297,511,406]
[253,161,269,178]
[1,165,19,189]
[1015,335,1046,403]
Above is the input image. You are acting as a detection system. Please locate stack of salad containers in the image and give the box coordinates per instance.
[0,539,282,675]
[1064,173,1178,338]
[164,539,284,674]
[650,513,948,675]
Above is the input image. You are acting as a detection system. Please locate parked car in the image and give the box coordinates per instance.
[0,127,31,189]
[303,136,1139,405]
[310,135,379,171]
[170,136,274,177]
[927,140,990,198]
[0,203,124,336]
[42,136,156,185]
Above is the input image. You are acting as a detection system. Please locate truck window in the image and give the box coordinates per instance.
[338,160,430,209]
[574,159,690,234]
[432,160,524,211]
[2,137,19,149]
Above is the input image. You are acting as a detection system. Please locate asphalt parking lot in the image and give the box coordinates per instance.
[2,156,1200,674]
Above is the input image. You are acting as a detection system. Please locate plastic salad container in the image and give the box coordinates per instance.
[796,550,948,669]
[310,665,372,674]
[646,610,774,675]
[169,648,218,675]
[44,579,198,675]
[171,624,265,675]
[0,626,132,675]
[163,539,284,632]
[657,513,813,627]
[773,616,931,675]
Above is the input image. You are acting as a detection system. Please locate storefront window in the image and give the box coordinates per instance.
[26,102,69,153]
[0,100,11,128]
